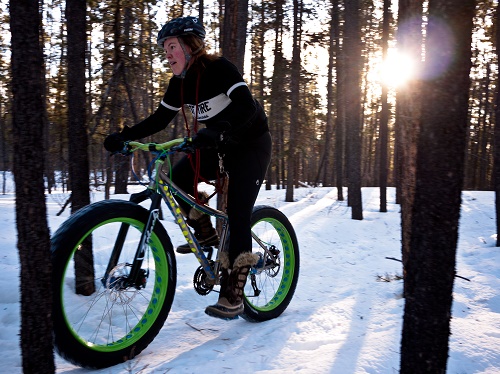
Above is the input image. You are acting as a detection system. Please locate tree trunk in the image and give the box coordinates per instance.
[400,0,476,372]
[268,0,287,189]
[218,0,249,223]
[109,0,129,195]
[396,0,423,291]
[379,0,390,213]
[66,0,95,296]
[343,0,363,220]
[285,0,302,202]
[316,0,336,187]
[478,64,491,190]
[0,97,6,195]
[333,0,344,201]
[222,0,248,73]
[495,1,500,247]
[9,0,55,371]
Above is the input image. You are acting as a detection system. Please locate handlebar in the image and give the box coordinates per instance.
[114,137,196,187]
[125,137,194,154]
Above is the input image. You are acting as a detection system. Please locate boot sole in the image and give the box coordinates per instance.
[176,243,218,254]
[204,304,243,320]
[204,309,240,320]
[176,236,219,254]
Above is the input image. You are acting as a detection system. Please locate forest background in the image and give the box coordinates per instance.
[0,0,496,196]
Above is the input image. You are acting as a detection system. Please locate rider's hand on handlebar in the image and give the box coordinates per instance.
[104,126,134,153]
[104,132,127,153]
[192,127,224,150]
[172,138,196,154]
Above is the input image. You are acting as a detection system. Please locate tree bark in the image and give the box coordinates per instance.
[218,0,249,223]
[315,0,337,188]
[66,0,95,296]
[285,0,302,202]
[0,97,6,195]
[110,0,129,195]
[400,0,476,372]
[222,0,248,73]
[396,0,423,291]
[268,0,287,189]
[495,1,500,246]
[333,0,344,201]
[379,0,391,213]
[343,0,363,219]
[9,0,55,371]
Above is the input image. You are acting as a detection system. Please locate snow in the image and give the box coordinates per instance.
[0,172,499,373]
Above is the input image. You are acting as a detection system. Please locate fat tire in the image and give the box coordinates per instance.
[242,205,299,322]
[51,200,176,369]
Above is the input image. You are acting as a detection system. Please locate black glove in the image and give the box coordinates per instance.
[172,138,196,154]
[104,126,133,153]
[104,132,126,152]
[192,127,224,150]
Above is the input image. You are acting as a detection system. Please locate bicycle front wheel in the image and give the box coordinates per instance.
[51,200,176,369]
[242,205,299,322]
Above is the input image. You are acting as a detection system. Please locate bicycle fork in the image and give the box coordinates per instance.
[103,189,162,290]
[247,231,281,297]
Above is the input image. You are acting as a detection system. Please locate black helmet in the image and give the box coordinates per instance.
[157,16,206,47]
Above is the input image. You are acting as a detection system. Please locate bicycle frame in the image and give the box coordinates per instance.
[156,168,229,283]
[105,139,230,289]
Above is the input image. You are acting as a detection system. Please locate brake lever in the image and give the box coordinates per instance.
[110,141,133,156]
[171,138,196,154]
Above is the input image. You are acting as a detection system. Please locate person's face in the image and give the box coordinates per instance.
[163,37,190,76]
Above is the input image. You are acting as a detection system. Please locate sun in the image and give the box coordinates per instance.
[379,51,416,87]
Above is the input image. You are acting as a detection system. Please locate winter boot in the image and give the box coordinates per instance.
[176,213,219,253]
[176,193,219,254]
[205,251,259,320]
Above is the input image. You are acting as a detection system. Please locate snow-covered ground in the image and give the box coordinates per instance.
[0,174,498,373]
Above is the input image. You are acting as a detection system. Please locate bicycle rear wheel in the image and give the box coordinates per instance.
[51,200,176,369]
[242,205,299,322]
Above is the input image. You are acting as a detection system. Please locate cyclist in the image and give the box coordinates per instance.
[104,16,272,320]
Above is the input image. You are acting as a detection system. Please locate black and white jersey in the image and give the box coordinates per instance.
[128,57,268,144]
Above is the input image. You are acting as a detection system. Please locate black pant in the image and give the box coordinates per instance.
[171,131,272,266]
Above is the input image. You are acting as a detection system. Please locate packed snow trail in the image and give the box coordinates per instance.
[0,183,498,373]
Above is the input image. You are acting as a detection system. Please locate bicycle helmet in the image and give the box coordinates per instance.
[157,16,206,48]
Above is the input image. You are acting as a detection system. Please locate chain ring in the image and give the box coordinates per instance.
[193,262,215,296]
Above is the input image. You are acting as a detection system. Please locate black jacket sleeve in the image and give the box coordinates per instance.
[221,87,267,143]
[205,59,268,143]
[122,104,177,140]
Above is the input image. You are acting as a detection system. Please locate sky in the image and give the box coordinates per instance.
[0,173,499,373]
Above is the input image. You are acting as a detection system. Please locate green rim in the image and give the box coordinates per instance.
[246,218,295,311]
[60,217,169,353]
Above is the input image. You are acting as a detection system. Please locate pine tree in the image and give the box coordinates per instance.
[401,0,476,371]
[10,0,55,371]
